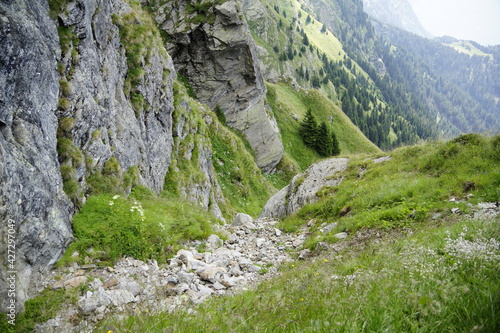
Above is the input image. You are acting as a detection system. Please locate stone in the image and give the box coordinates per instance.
[212,281,226,290]
[256,238,266,247]
[103,277,118,289]
[247,265,261,273]
[260,158,349,219]
[107,289,136,307]
[199,266,222,283]
[232,213,254,226]
[320,223,338,234]
[372,156,392,164]
[78,288,112,315]
[64,276,88,289]
[206,234,223,249]
[123,281,143,297]
[298,249,312,260]
[176,249,195,262]
[227,234,238,244]
[197,284,214,297]
[334,232,349,240]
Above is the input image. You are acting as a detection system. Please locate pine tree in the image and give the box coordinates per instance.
[316,122,333,156]
[300,109,318,147]
[302,34,309,46]
[331,130,340,155]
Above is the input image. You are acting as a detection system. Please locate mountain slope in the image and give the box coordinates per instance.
[362,0,431,38]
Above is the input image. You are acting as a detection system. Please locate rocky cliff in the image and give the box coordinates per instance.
[0,0,281,312]
[154,0,284,172]
[0,0,73,312]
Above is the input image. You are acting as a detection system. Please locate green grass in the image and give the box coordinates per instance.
[98,134,499,332]
[447,41,493,58]
[100,217,500,332]
[266,81,380,173]
[165,81,275,219]
[209,114,275,218]
[0,289,68,333]
[57,189,221,267]
[48,0,71,20]
[279,134,500,247]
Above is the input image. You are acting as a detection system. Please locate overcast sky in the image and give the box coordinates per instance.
[407,0,500,46]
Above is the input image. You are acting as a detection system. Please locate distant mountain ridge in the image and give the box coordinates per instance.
[362,0,431,38]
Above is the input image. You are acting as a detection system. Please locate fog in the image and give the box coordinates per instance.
[408,0,500,46]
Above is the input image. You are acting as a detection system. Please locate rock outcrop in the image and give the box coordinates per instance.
[0,0,73,312]
[155,0,284,172]
[260,158,349,219]
[56,0,176,194]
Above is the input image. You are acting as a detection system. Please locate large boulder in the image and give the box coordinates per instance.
[260,158,349,219]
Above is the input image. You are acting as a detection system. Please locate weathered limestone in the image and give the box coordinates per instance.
[156,0,284,172]
[260,158,349,219]
[0,0,73,312]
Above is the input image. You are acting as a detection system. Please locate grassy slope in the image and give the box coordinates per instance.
[267,81,380,172]
[280,134,500,248]
[447,41,493,58]
[100,134,500,332]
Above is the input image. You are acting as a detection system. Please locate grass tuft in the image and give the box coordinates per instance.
[57,191,220,267]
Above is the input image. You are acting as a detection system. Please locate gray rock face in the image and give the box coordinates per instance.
[0,0,178,312]
[168,100,226,221]
[156,0,283,172]
[57,0,175,193]
[260,158,349,219]
[0,0,73,312]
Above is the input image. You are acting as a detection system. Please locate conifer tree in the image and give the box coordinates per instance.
[300,109,318,147]
[316,122,333,156]
[331,129,340,155]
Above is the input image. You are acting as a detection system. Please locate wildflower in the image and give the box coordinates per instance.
[315,272,320,275]
[112,195,120,200]
[323,259,328,262]
[300,298,304,301]
[291,264,295,268]
[109,201,114,206]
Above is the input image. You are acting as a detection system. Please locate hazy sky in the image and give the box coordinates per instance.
[407,0,500,46]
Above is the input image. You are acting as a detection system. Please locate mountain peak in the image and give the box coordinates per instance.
[363,0,431,38]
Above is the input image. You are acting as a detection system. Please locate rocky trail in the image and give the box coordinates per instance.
[33,202,499,333]
[33,213,307,332]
